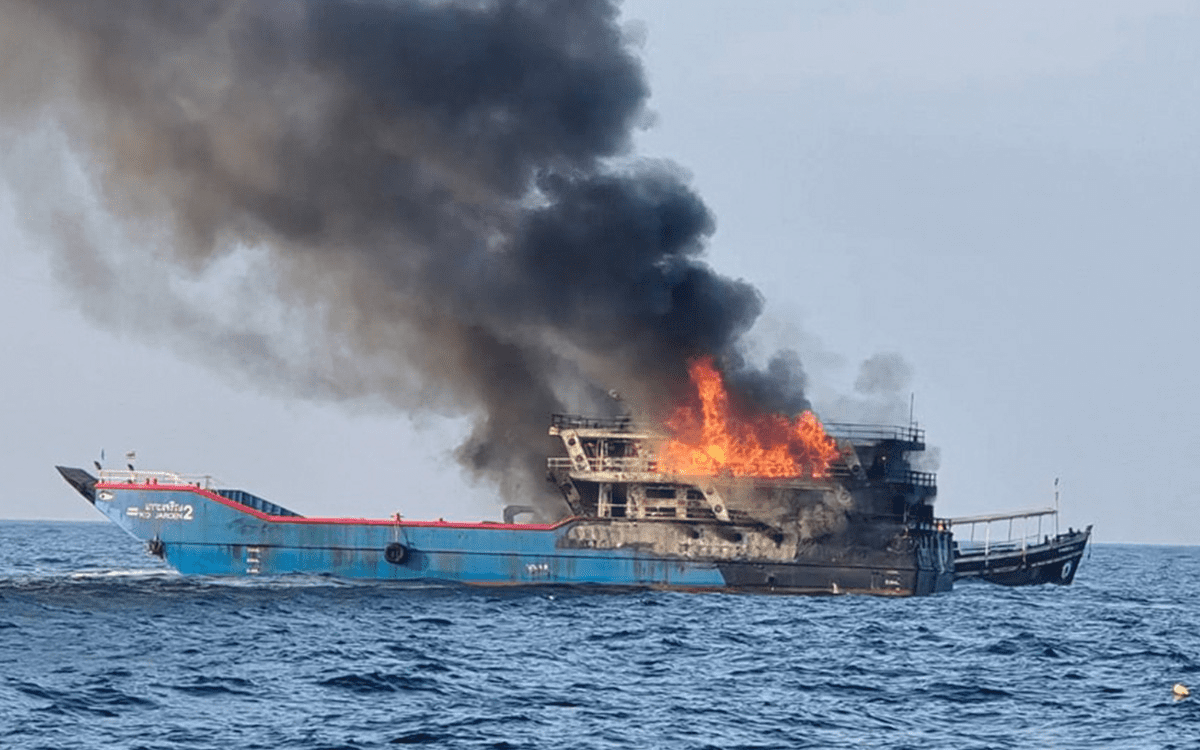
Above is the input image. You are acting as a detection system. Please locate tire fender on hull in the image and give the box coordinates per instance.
[384,542,409,565]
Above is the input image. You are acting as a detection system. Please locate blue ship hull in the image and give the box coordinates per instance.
[57,467,954,595]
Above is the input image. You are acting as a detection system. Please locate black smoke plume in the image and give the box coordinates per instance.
[0,0,809,516]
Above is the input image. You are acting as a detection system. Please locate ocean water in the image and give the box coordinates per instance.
[0,522,1196,750]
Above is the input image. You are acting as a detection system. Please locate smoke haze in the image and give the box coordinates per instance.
[0,0,812,515]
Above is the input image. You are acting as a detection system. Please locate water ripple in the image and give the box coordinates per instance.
[0,523,1196,749]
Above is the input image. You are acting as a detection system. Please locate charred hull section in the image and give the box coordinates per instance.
[717,562,943,596]
[551,517,954,595]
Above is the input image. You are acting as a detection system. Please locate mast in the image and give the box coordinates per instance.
[1054,477,1060,536]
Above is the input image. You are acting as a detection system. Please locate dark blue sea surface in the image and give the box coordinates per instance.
[0,522,1196,749]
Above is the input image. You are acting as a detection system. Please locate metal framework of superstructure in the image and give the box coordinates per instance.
[547,413,939,527]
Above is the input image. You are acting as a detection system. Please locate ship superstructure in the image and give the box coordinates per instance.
[544,414,953,595]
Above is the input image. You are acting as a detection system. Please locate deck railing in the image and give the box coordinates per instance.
[550,414,636,432]
[823,422,925,445]
[98,469,214,489]
[550,414,926,445]
[949,508,1059,557]
[547,456,937,487]
[885,469,937,488]
[548,455,851,480]
[549,456,654,473]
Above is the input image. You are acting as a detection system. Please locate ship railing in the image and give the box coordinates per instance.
[551,415,926,444]
[824,422,925,446]
[548,455,846,481]
[885,470,937,488]
[97,469,214,489]
[948,508,1058,557]
[548,456,659,473]
[551,413,636,432]
[548,455,935,488]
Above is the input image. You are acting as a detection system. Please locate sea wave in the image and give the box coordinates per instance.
[0,522,1196,750]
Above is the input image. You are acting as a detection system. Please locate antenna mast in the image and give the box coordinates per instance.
[1054,477,1060,536]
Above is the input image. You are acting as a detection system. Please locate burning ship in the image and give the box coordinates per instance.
[57,359,957,596]
[15,0,1092,596]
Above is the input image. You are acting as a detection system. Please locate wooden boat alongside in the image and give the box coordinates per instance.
[950,508,1091,586]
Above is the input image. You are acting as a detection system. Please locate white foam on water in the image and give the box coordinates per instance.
[67,569,179,580]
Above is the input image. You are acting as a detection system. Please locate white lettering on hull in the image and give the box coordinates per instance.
[125,501,194,521]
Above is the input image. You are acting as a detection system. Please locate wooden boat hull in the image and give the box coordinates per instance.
[953,526,1091,586]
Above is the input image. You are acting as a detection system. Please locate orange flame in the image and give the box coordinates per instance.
[658,357,840,478]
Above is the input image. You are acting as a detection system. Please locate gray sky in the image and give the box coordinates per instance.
[2,1,1197,543]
